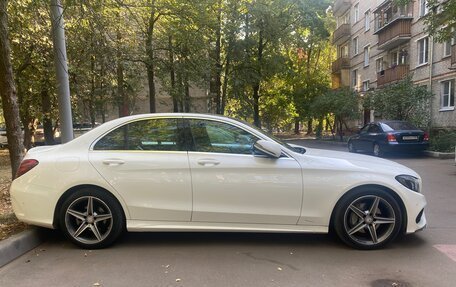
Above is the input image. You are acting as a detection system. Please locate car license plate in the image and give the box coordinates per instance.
[402,136,418,140]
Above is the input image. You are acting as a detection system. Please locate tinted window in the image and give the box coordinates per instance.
[360,124,370,133]
[368,125,381,133]
[380,122,417,131]
[94,118,185,151]
[189,120,258,154]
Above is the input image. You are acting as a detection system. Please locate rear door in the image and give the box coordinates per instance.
[89,117,192,222]
[186,118,303,225]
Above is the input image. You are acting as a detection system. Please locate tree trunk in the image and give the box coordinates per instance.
[221,50,230,115]
[210,0,222,114]
[184,74,190,112]
[41,83,55,145]
[0,0,25,177]
[117,30,128,117]
[294,118,300,134]
[146,2,157,113]
[306,118,313,135]
[168,35,178,112]
[253,28,264,128]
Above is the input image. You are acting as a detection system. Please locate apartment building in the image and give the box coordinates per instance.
[332,0,456,129]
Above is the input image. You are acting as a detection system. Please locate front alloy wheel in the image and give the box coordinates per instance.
[60,188,124,249]
[334,188,402,249]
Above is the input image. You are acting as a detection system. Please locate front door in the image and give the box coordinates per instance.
[186,118,303,225]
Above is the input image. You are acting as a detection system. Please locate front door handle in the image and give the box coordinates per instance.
[102,159,125,166]
[197,159,220,167]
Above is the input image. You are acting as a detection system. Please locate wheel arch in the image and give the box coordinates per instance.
[52,184,127,229]
[329,184,408,234]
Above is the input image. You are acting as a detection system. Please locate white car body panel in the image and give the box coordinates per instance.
[10,113,427,238]
[188,152,302,224]
[89,150,192,221]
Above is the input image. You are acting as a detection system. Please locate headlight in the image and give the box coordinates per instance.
[395,175,420,192]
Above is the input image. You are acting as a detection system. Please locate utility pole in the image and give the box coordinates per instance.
[50,0,73,143]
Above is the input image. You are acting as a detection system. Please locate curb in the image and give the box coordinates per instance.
[0,227,47,268]
[424,151,455,159]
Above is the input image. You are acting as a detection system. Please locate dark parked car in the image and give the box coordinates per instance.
[348,121,429,156]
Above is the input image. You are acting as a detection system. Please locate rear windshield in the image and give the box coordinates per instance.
[380,122,417,131]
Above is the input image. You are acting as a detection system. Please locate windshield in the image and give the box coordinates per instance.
[381,122,418,131]
[237,119,305,154]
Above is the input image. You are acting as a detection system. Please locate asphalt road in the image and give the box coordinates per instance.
[1,140,455,287]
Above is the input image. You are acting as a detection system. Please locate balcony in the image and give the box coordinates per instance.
[375,17,412,50]
[332,57,350,74]
[333,24,350,45]
[452,44,456,67]
[377,64,409,87]
[333,0,351,17]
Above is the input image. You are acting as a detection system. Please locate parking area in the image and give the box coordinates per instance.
[0,140,455,287]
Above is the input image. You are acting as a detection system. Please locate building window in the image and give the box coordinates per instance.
[418,37,429,65]
[443,40,451,57]
[419,0,428,17]
[354,3,359,22]
[376,57,384,73]
[352,69,358,89]
[364,46,370,67]
[441,80,455,109]
[362,80,370,92]
[340,44,349,58]
[353,37,359,55]
[365,10,370,31]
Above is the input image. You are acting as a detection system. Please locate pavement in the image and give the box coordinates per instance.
[1,140,455,287]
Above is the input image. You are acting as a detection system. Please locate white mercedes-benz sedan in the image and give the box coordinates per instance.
[10,113,426,249]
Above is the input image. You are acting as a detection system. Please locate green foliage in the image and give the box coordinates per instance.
[430,130,456,153]
[311,87,360,122]
[5,0,335,135]
[364,77,432,128]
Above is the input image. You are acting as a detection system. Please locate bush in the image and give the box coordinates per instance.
[430,131,456,153]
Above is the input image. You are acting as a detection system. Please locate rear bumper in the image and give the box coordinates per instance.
[383,142,429,153]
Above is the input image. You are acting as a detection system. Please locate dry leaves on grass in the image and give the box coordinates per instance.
[0,149,27,240]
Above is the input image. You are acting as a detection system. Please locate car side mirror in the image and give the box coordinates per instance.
[253,140,282,158]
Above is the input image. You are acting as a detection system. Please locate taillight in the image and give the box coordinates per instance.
[387,133,397,142]
[15,159,39,179]
[423,132,429,141]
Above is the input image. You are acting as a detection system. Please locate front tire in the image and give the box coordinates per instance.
[59,188,125,249]
[333,187,402,250]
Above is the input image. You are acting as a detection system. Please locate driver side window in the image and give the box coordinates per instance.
[189,119,258,154]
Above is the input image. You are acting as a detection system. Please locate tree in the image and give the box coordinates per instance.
[0,0,25,177]
[312,87,360,141]
[364,76,433,128]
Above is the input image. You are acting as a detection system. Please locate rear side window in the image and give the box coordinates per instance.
[94,118,185,151]
[189,119,258,154]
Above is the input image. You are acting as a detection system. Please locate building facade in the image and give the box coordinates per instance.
[332,0,456,129]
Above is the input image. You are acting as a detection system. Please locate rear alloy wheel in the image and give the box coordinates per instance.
[348,141,356,153]
[373,143,383,157]
[334,188,402,249]
[60,188,124,249]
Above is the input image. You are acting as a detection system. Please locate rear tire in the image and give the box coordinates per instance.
[373,143,383,157]
[59,188,125,249]
[348,141,357,153]
[333,187,402,250]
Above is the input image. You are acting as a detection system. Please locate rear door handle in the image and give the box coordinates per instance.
[102,159,125,166]
[197,159,220,167]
